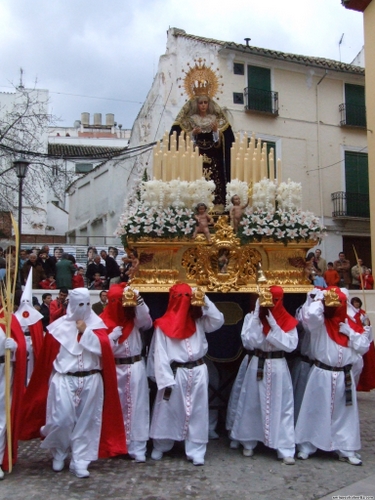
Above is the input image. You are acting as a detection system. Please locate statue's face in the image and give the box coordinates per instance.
[198,98,208,114]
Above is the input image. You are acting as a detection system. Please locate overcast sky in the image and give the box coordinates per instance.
[0,0,364,130]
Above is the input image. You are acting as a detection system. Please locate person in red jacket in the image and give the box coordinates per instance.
[49,288,68,323]
[72,267,85,289]
[363,268,374,290]
[39,274,57,290]
[324,262,340,287]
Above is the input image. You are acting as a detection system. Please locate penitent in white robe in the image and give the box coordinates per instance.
[40,327,104,464]
[230,312,298,457]
[111,303,152,460]
[295,300,370,455]
[148,297,224,444]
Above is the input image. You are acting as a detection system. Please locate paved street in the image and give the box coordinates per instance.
[1,390,375,500]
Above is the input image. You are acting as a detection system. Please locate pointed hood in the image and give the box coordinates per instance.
[15,268,43,328]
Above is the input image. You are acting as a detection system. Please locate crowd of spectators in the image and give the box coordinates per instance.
[0,244,134,291]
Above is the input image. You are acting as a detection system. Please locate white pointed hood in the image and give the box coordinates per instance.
[15,268,43,328]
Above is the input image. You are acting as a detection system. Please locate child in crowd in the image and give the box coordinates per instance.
[72,266,85,289]
[324,262,340,286]
[313,268,327,288]
[39,274,57,290]
[89,272,106,290]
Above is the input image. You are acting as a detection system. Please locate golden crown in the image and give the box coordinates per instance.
[181,58,223,99]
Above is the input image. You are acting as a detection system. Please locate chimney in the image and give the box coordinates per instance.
[81,112,90,126]
[94,113,102,126]
[106,113,115,127]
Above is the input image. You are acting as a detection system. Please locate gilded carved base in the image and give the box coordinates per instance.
[127,216,313,293]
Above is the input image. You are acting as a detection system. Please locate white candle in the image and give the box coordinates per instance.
[277,159,282,183]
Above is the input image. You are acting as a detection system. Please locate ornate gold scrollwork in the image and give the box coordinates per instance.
[182,216,262,292]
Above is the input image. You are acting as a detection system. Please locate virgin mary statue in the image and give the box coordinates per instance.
[170,59,234,209]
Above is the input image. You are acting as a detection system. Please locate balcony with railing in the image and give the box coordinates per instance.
[244,87,279,116]
[339,103,366,128]
[331,191,370,219]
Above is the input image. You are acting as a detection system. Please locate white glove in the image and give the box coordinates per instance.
[253,299,260,319]
[109,326,122,342]
[5,338,17,351]
[314,290,326,302]
[266,311,277,329]
[363,325,372,339]
[339,320,352,338]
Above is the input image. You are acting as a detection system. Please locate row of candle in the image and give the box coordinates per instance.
[152,131,203,182]
[152,130,281,184]
[230,132,282,184]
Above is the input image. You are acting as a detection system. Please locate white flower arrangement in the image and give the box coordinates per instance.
[238,207,326,245]
[140,179,215,210]
[252,179,277,211]
[225,179,249,210]
[116,179,216,244]
[276,179,302,211]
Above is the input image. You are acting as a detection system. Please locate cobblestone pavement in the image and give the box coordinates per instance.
[1,391,375,500]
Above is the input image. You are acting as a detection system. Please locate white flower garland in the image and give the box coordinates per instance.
[276,179,302,211]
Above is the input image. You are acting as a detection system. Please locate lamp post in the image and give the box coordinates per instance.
[13,158,30,245]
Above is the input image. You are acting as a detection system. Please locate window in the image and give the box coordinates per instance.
[341,84,366,127]
[344,151,369,217]
[233,63,244,75]
[75,163,93,174]
[233,92,244,104]
[245,65,277,114]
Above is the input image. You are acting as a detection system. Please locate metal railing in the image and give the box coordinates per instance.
[331,191,370,218]
[244,87,279,115]
[339,103,366,128]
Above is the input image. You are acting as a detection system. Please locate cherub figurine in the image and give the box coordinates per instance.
[124,250,140,280]
[192,202,213,243]
[229,194,249,233]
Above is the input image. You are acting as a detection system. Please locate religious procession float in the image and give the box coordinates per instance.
[116,60,325,294]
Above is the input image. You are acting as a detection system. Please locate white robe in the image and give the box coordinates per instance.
[40,326,104,463]
[111,303,152,458]
[148,297,224,444]
[230,312,298,455]
[295,300,370,454]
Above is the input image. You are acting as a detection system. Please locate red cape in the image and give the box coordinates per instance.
[357,341,375,391]
[2,315,27,471]
[20,327,127,458]
[28,321,44,363]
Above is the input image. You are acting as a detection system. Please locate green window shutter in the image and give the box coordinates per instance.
[344,151,369,217]
[344,84,366,127]
[75,163,93,173]
[247,66,272,112]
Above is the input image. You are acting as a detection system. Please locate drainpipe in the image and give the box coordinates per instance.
[316,70,328,253]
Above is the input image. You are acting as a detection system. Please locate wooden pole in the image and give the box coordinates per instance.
[352,244,367,311]
[0,215,19,473]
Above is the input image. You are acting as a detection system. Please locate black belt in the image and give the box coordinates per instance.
[314,360,353,406]
[24,332,31,337]
[254,349,285,381]
[0,355,4,364]
[300,354,314,365]
[65,369,102,377]
[171,357,205,374]
[115,355,142,365]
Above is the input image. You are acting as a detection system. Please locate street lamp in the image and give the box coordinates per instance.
[13,158,30,245]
